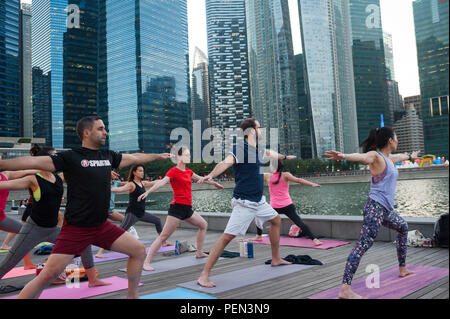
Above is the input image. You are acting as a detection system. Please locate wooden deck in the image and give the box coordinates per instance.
[1,218,448,300]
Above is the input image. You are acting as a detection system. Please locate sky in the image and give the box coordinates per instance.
[21,0,421,97]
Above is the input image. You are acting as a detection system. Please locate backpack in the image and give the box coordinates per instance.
[434,213,449,248]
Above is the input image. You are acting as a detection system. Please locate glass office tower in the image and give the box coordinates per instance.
[413,0,449,157]
[295,53,313,159]
[32,0,67,148]
[349,0,390,144]
[246,0,301,156]
[0,0,20,137]
[297,0,359,157]
[191,47,210,131]
[63,0,100,149]
[101,0,190,153]
[206,0,252,132]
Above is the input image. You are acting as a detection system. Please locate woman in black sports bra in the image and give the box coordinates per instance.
[113,165,171,246]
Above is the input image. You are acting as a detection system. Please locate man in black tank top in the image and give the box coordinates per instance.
[0,116,172,299]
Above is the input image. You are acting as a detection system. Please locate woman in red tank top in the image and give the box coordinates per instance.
[137,147,224,271]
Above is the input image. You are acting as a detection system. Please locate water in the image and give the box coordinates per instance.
[116,178,449,218]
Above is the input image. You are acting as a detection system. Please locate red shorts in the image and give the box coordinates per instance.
[52,220,126,256]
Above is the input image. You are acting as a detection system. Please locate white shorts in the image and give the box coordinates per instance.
[224,196,278,236]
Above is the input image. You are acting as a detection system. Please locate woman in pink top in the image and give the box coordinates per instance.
[252,159,322,246]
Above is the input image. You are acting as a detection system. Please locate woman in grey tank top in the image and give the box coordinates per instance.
[325,127,420,299]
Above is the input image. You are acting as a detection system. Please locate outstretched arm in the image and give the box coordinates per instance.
[197,154,235,184]
[324,150,378,165]
[119,153,173,169]
[390,150,421,164]
[137,176,171,201]
[285,173,320,187]
[2,169,40,181]
[142,180,160,189]
[192,173,224,189]
[265,149,296,161]
[111,182,134,193]
[0,175,37,191]
[0,156,56,172]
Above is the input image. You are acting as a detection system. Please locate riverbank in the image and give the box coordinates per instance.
[6,166,448,202]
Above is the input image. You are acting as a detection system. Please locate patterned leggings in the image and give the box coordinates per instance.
[342,198,408,285]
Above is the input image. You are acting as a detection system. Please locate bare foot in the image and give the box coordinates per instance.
[338,284,366,299]
[23,264,37,270]
[313,239,323,246]
[88,279,112,288]
[0,246,11,250]
[197,275,216,288]
[399,267,415,278]
[95,253,107,258]
[251,235,263,241]
[338,289,365,299]
[271,258,292,267]
[161,241,173,247]
[143,264,154,271]
[196,252,208,259]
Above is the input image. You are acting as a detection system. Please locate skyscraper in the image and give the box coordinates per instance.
[297,0,359,157]
[63,0,100,149]
[191,47,210,132]
[32,66,52,144]
[383,31,395,81]
[246,0,301,156]
[99,0,190,153]
[413,0,449,157]
[387,80,405,123]
[393,105,425,154]
[382,31,404,125]
[349,0,390,143]
[20,3,33,138]
[404,95,422,119]
[0,0,21,137]
[295,53,313,159]
[206,0,251,145]
[32,0,68,148]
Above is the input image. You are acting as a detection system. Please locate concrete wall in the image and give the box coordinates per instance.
[136,210,438,242]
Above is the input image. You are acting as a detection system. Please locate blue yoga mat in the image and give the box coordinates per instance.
[140,288,216,299]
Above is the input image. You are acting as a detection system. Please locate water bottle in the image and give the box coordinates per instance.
[239,239,245,257]
[247,240,254,258]
[175,240,180,255]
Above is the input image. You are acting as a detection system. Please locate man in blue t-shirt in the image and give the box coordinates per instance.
[196,118,296,288]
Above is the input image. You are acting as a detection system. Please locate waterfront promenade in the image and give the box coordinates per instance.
[6,167,449,202]
[0,213,448,299]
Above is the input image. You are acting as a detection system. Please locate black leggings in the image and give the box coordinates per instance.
[256,204,317,239]
[119,211,163,233]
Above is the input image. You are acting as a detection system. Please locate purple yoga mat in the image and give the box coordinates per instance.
[247,235,349,250]
[93,246,174,263]
[309,264,449,299]
[2,276,143,299]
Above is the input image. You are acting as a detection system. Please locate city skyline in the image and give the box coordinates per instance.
[21,0,421,98]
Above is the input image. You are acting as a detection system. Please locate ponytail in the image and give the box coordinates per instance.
[360,127,395,153]
[271,159,284,185]
[30,144,55,157]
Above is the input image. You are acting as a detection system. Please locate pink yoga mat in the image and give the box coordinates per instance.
[2,267,36,279]
[246,236,349,250]
[93,246,174,263]
[2,276,143,299]
[309,264,449,299]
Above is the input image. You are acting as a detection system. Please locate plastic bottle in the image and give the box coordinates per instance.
[175,240,180,255]
[247,240,254,258]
